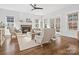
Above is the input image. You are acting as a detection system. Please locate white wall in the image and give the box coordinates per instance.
[46,5,79,38]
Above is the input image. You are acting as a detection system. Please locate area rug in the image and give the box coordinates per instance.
[17,36,40,51]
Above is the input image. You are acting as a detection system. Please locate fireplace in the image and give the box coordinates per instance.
[21,25,32,33]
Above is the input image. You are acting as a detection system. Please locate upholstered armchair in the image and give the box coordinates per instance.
[35,28,54,47]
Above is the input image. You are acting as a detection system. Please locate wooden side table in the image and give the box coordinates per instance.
[50,37,56,47]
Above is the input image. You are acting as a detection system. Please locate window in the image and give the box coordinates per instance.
[44,19,47,28]
[7,16,14,22]
[40,20,43,28]
[50,18,54,28]
[68,12,78,30]
[6,16,14,29]
[56,18,60,32]
[35,19,39,28]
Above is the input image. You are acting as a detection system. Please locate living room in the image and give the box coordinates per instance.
[0,4,79,55]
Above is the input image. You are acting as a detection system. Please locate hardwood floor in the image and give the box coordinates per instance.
[17,43,56,55]
[0,36,20,55]
[0,36,79,55]
[0,36,56,55]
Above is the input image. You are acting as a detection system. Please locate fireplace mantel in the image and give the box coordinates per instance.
[20,21,32,25]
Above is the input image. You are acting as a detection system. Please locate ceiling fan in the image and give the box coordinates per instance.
[30,4,43,11]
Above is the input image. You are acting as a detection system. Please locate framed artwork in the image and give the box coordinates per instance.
[68,12,78,30]
[26,18,32,22]
[19,20,23,22]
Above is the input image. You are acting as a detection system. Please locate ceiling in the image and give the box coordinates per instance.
[0,4,75,15]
